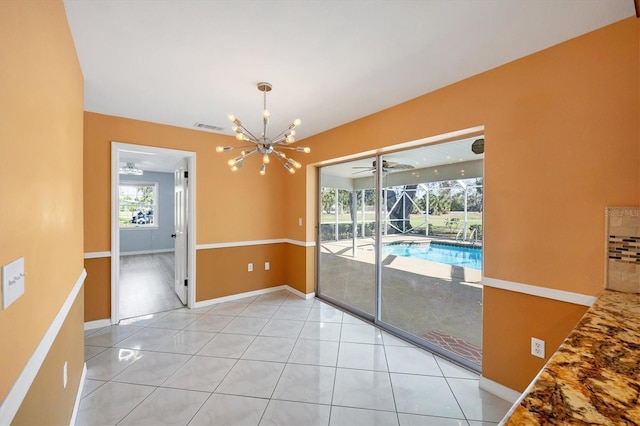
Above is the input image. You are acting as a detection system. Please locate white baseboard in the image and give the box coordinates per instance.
[84,319,111,331]
[193,284,314,308]
[120,248,175,256]
[84,286,313,326]
[479,376,521,404]
[70,363,86,426]
[0,269,87,425]
[285,285,315,299]
[193,285,289,308]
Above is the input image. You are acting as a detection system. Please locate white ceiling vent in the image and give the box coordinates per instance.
[194,122,224,132]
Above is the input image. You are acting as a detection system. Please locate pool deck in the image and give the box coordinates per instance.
[322,236,482,286]
[318,235,484,365]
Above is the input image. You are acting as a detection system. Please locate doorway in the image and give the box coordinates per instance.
[317,135,484,370]
[111,142,196,324]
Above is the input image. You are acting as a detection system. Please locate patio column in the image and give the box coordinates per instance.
[352,190,357,257]
[425,187,429,236]
[463,185,469,240]
[383,189,388,236]
[334,188,339,241]
[361,189,365,238]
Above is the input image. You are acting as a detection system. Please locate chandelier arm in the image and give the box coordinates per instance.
[235,122,261,143]
[273,151,288,167]
[242,149,258,159]
[233,144,258,151]
[272,135,296,145]
[269,128,292,144]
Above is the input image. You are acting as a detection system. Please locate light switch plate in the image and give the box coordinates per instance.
[2,257,25,309]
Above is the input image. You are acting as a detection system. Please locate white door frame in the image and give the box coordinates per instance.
[111,142,197,324]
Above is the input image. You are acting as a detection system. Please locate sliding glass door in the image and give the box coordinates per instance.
[377,146,483,367]
[317,137,484,370]
[317,156,377,317]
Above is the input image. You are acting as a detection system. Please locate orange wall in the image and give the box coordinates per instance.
[196,245,287,301]
[482,287,588,390]
[84,112,289,251]
[13,290,85,425]
[285,244,316,295]
[0,0,85,419]
[84,257,111,321]
[294,18,639,390]
[83,113,295,319]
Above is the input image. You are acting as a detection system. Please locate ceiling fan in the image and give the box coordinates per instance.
[353,159,414,175]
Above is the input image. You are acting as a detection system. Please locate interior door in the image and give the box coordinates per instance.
[174,161,188,304]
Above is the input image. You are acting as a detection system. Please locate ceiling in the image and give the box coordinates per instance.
[120,151,184,174]
[64,0,634,172]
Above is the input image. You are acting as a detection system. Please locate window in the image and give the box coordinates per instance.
[119,182,158,228]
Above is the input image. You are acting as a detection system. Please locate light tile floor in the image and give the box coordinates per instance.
[80,290,512,425]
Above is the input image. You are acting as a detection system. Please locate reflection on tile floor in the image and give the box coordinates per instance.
[80,290,511,425]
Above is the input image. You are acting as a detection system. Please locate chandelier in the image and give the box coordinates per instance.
[216,82,310,175]
[119,162,143,175]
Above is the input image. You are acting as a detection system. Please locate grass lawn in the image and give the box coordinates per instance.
[321,211,482,228]
[321,211,482,239]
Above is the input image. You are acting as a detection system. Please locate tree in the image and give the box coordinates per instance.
[428,192,451,215]
[320,188,335,214]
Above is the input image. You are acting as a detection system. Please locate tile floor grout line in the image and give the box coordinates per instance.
[380,339,401,425]
[327,315,344,425]
[443,372,471,424]
[114,384,162,425]
[182,390,211,426]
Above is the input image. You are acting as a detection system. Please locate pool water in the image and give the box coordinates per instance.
[383,243,482,270]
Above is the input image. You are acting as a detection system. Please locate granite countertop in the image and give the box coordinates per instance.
[502,290,640,425]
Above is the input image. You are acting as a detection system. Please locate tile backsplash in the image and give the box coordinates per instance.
[606,207,640,293]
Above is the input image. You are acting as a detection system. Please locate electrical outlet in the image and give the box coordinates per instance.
[247,263,253,272]
[531,337,545,358]
[298,218,303,226]
[63,361,68,389]
[265,262,270,271]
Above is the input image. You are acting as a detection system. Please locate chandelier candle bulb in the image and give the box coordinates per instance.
[263,154,270,164]
[260,164,266,175]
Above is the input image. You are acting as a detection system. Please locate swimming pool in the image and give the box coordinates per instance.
[383,243,482,270]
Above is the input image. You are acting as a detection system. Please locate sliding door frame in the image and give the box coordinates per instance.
[315,126,485,372]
